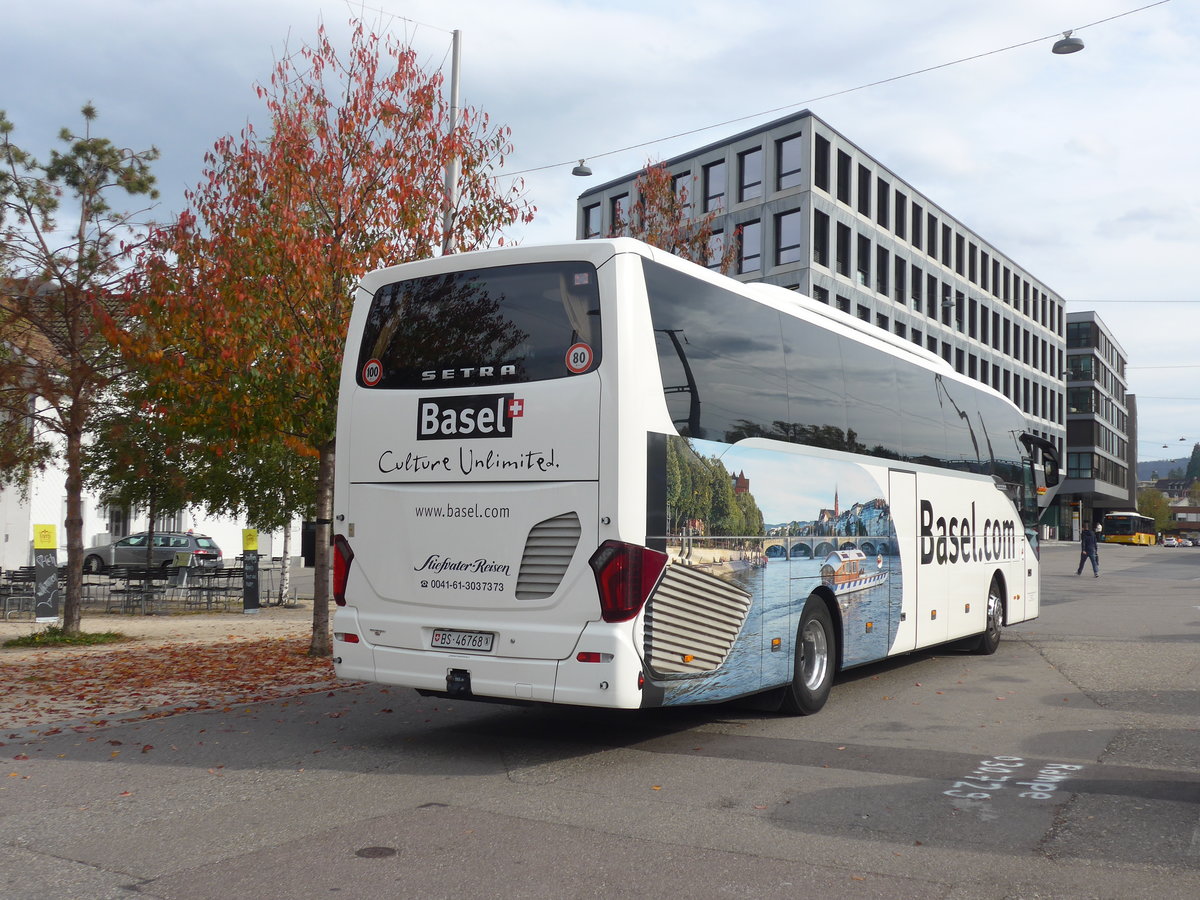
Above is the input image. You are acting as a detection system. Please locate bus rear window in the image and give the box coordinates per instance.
[357,261,602,388]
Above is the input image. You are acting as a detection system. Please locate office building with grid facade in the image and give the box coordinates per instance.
[578,110,1082,534]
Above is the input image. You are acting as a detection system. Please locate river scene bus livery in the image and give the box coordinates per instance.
[649,436,902,705]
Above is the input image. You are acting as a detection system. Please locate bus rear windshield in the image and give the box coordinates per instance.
[356,261,602,389]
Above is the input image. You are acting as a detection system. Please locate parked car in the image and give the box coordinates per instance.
[83,532,223,573]
[1180,538,1194,547]
[1163,537,1179,547]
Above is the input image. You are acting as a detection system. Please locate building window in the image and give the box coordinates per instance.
[876,313,889,330]
[857,164,871,216]
[876,178,890,228]
[926,213,938,262]
[812,210,830,267]
[582,203,601,239]
[911,327,922,347]
[706,230,725,269]
[703,160,726,212]
[943,225,953,270]
[835,222,851,276]
[813,134,830,192]
[894,321,907,339]
[671,171,692,218]
[968,242,978,283]
[856,234,871,286]
[911,264,923,304]
[911,202,923,250]
[857,304,870,322]
[894,256,906,304]
[876,245,889,295]
[739,220,762,274]
[738,147,763,202]
[955,233,965,275]
[610,194,629,233]
[894,193,907,240]
[980,251,990,290]
[836,150,852,204]
[775,209,803,265]
[812,284,829,304]
[836,294,851,313]
[776,134,804,190]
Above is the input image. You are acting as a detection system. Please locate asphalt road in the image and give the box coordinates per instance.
[2,541,1198,899]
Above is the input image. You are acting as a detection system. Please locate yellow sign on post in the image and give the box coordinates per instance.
[34,524,57,549]
[242,529,259,551]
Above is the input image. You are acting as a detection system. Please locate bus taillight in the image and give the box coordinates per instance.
[587,540,667,623]
[333,534,355,607]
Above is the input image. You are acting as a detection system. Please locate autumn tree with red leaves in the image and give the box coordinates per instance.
[610,160,738,273]
[114,21,534,656]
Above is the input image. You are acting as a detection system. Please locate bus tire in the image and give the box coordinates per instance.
[970,577,1004,655]
[780,596,835,715]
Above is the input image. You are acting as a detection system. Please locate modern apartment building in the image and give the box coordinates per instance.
[577,110,1081,536]
[1064,310,1136,531]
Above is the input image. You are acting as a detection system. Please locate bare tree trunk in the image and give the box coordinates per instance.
[62,426,84,634]
[308,441,334,657]
[278,522,292,606]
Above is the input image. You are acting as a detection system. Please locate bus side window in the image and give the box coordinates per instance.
[644,260,787,441]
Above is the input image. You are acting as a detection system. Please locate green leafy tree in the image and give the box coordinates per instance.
[1185,442,1200,479]
[83,391,197,569]
[113,20,533,655]
[0,105,158,632]
[1137,487,1171,533]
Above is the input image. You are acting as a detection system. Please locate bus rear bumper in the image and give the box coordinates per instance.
[332,619,644,709]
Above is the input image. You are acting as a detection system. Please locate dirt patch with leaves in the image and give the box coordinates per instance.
[1,634,340,735]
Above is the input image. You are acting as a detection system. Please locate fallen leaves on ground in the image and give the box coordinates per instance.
[2,637,337,732]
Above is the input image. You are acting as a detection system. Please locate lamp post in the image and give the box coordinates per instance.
[442,29,462,254]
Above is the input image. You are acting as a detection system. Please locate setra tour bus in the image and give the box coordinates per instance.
[1099,511,1156,546]
[331,238,1061,714]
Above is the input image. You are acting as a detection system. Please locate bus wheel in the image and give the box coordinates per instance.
[970,577,1004,655]
[781,597,834,715]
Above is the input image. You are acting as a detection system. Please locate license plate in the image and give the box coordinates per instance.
[431,629,495,652]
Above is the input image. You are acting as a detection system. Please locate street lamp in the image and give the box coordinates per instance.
[1052,30,1085,54]
[572,159,593,177]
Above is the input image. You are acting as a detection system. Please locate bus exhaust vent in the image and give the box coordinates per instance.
[645,565,753,675]
[515,512,582,600]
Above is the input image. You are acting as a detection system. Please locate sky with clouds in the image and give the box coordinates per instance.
[4,0,1197,465]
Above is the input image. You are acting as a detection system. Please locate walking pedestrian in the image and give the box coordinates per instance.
[1076,526,1100,577]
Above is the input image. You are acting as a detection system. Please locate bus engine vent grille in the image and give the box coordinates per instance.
[515,512,582,600]
[645,565,753,675]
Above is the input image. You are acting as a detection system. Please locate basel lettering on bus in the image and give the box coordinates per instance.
[416,393,521,441]
[919,499,1017,565]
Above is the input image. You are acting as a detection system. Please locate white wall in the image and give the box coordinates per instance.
[4,455,303,569]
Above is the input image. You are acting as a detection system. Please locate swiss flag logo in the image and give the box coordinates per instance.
[507,398,525,418]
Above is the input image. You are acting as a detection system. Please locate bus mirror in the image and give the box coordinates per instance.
[1043,455,1060,488]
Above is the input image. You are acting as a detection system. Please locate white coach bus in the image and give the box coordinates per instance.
[331,238,1060,714]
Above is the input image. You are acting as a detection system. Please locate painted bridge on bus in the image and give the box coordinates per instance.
[763,536,895,559]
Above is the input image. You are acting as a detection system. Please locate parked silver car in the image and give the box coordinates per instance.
[83,532,223,572]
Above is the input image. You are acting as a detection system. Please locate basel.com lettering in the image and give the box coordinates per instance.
[415,504,511,520]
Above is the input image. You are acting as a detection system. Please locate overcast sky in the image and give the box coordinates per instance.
[4,0,1197,465]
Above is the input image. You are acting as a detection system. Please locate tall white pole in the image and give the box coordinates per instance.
[442,29,462,254]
